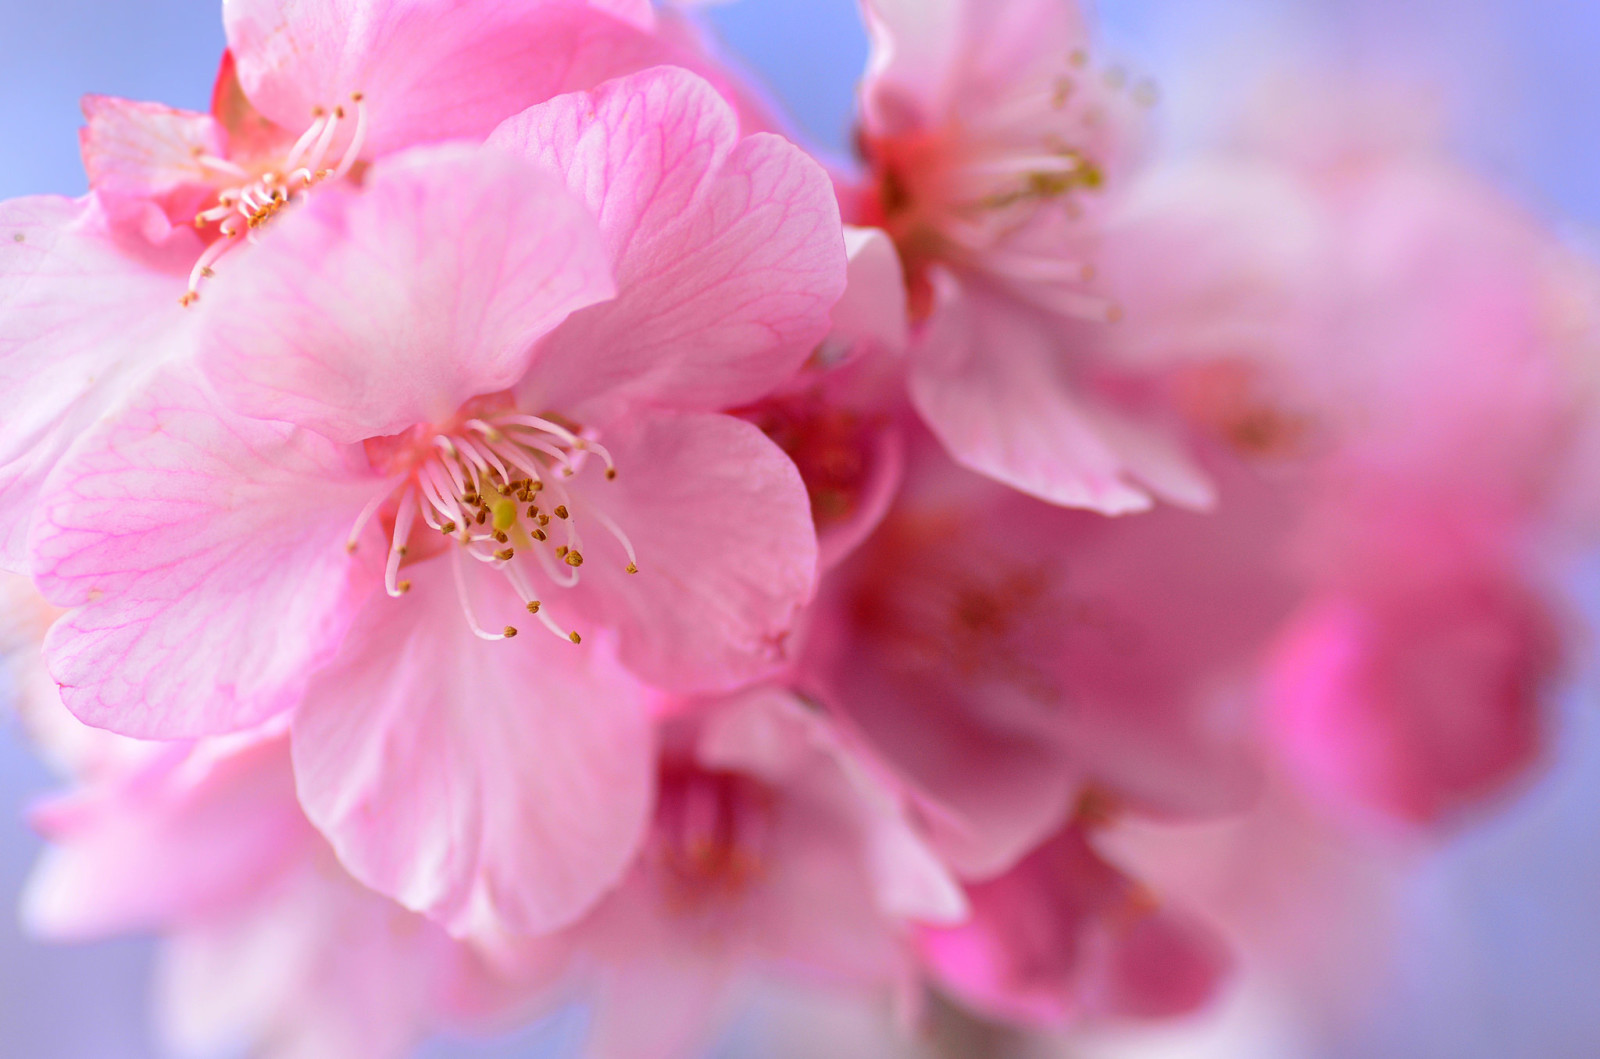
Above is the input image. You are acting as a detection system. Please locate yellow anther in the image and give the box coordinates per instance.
[503,626,518,638]
[564,550,584,568]
[526,600,542,613]
[495,547,515,561]
[568,631,582,644]
[625,562,638,575]
[554,505,569,519]
[398,580,412,593]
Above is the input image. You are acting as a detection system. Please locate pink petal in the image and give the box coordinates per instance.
[22,733,312,941]
[79,95,226,242]
[33,370,383,737]
[1268,576,1558,826]
[827,226,910,366]
[561,412,818,693]
[910,275,1210,514]
[818,663,1081,879]
[156,851,490,1059]
[291,556,654,940]
[861,0,1091,135]
[0,195,202,572]
[695,688,967,925]
[488,66,845,418]
[199,144,614,444]
[223,0,662,157]
[860,0,963,134]
[918,826,1229,1026]
[585,0,653,27]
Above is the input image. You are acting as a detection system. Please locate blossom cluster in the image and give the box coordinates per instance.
[1,1,1597,1056]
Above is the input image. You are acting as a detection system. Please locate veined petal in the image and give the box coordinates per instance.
[79,95,227,241]
[292,557,655,940]
[33,370,383,737]
[199,144,614,444]
[562,413,818,692]
[0,195,202,572]
[489,67,845,418]
[224,0,659,157]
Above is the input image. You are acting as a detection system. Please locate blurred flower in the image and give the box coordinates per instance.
[846,0,1209,514]
[1104,87,1600,827]
[535,689,965,1059]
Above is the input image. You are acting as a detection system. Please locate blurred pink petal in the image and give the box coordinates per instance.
[852,0,1198,514]
[918,823,1230,1026]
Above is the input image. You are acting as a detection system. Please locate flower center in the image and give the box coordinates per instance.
[181,93,369,306]
[654,765,773,911]
[868,53,1152,323]
[347,408,638,643]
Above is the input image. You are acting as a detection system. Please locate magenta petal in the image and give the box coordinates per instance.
[291,558,654,940]
[33,370,383,737]
[0,195,202,571]
[562,412,818,692]
[199,144,614,444]
[489,66,846,418]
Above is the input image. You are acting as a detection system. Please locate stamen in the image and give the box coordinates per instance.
[180,92,369,302]
[346,481,400,552]
[193,153,249,179]
[591,507,640,574]
[381,409,633,641]
[331,95,368,180]
[452,548,510,641]
[385,489,417,598]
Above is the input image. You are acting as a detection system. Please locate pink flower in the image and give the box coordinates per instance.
[1268,555,1563,827]
[800,441,1293,880]
[0,0,770,574]
[849,0,1211,514]
[536,689,965,1059]
[1102,93,1600,826]
[32,67,843,939]
[918,819,1231,1027]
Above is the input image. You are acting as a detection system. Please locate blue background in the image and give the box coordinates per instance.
[3,1,1600,1055]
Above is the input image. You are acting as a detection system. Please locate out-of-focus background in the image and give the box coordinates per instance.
[2,0,1599,1055]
